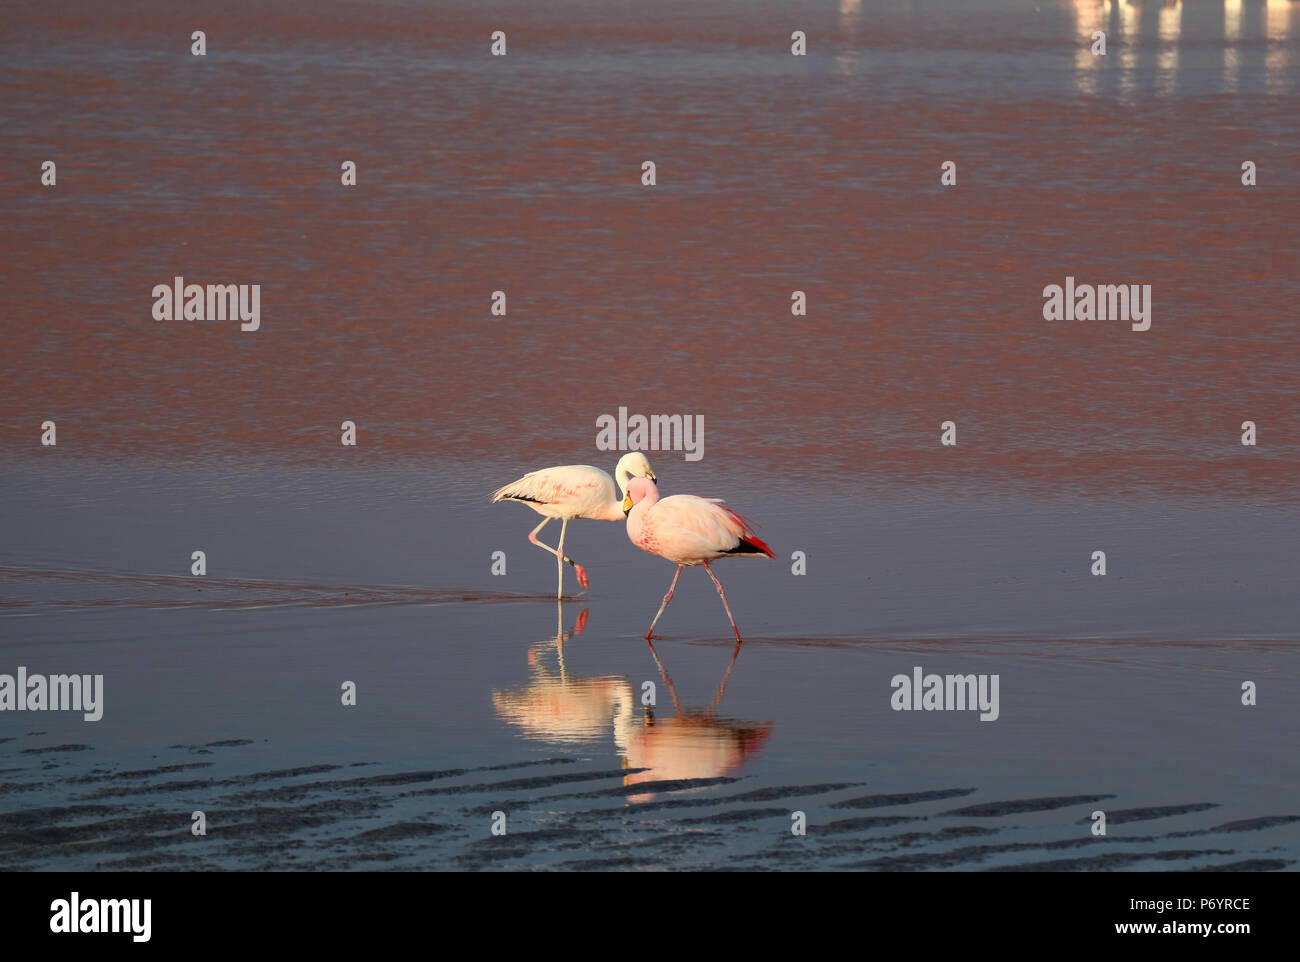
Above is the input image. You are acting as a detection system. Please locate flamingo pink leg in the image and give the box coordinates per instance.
[645,564,684,640]
[702,562,744,643]
[528,518,588,595]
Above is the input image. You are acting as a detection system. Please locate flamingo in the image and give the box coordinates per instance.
[493,452,656,598]
[622,476,774,642]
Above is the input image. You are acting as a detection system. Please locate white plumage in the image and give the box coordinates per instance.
[493,452,655,598]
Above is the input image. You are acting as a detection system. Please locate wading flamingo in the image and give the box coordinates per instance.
[622,477,773,642]
[493,452,656,598]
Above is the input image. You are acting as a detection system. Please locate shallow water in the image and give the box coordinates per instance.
[0,462,1296,870]
[1,0,1298,870]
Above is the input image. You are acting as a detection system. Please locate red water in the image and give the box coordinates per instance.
[2,0,1297,498]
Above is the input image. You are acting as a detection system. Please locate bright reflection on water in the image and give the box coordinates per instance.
[493,604,772,802]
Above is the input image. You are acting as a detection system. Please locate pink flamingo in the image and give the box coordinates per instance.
[622,477,774,642]
[493,452,656,598]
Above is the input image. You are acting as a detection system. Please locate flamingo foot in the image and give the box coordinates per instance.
[574,608,589,634]
[575,564,589,590]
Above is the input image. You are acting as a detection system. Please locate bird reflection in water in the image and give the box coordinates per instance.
[491,606,772,801]
[619,639,773,803]
[491,603,636,745]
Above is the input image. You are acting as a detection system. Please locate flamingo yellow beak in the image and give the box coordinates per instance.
[647,470,656,481]
[622,494,634,515]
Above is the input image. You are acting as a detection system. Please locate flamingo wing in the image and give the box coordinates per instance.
[650,494,775,561]
[492,464,613,514]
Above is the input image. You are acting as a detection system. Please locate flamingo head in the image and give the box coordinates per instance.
[623,475,659,516]
[614,451,656,497]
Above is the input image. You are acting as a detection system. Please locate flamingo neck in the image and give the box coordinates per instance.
[630,484,661,517]
[596,499,627,522]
